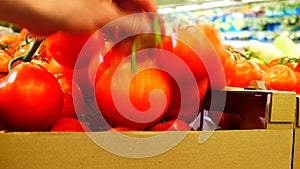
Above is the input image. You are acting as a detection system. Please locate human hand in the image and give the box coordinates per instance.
[0,0,160,36]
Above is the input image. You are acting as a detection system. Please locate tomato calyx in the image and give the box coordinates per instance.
[8,36,45,70]
[0,43,10,51]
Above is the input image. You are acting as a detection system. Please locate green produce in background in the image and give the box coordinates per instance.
[274,35,300,59]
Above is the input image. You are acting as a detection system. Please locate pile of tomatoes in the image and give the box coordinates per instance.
[226,46,300,93]
[0,24,236,132]
[5,24,297,132]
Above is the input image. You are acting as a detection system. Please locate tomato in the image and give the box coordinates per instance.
[163,77,208,123]
[96,64,172,130]
[0,33,21,55]
[255,62,269,72]
[56,74,80,118]
[0,62,63,131]
[294,71,300,94]
[0,49,12,73]
[148,119,191,131]
[50,117,91,132]
[200,25,228,89]
[46,30,104,68]
[266,64,297,91]
[208,49,236,89]
[108,127,136,132]
[267,57,295,70]
[47,58,74,75]
[171,39,208,80]
[295,60,300,72]
[13,43,31,58]
[260,70,271,89]
[229,59,262,88]
[209,111,242,130]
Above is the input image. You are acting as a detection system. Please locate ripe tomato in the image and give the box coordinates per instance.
[0,49,12,73]
[229,59,262,88]
[0,62,63,131]
[96,64,172,130]
[46,30,104,68]
[50,117,91,132]
[108,127,136,132]
[56,74,78,118]
[260,70,271,89]
[148,119,191,131]
[47,58,74,75]
[294,71,300,94]
[266,64,297,91]
[0,33,21,55]
[267,57,295,70]
[163,77,208,123]
[208,49,236,89]
[209,111,242,130]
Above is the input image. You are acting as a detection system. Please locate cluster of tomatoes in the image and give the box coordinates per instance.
[3,24,298,132]
[226,46,300,93]
[0,29,96,132]
[0,24,235,132]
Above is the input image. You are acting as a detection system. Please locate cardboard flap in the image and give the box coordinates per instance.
[269,91,296,123]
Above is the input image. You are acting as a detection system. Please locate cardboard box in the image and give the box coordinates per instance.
[203,88,297,130]
[0,130,294,169]
[294,129,300,169]
[0,89,297,169]
[293,96,300,169]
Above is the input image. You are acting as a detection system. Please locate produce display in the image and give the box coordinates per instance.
[0,20,299,132]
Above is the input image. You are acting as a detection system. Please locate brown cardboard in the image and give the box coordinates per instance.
[297,96,300,127]
[204,88,296,130]
[294,97,300,169]
[0,88,296,169]
[0,130,294,169]
[294,129,300,169]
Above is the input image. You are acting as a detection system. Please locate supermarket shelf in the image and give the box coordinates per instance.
[156,0,292,13]
[224,40,300,50]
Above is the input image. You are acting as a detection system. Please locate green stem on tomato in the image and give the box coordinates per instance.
[22,37,44,62]
[131,38,137,74]
[160,118,167,123]
[0,43,10,51]
[8,55,23,71]
[153,16,162,48]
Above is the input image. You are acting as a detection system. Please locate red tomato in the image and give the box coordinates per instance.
[0,62,63,131]
[163,77,208,123]
[266,64,297,91]
[294,71,300,94]
[255,62,269,72]
[295,60,300,72]
[229,60,262,88]
[46,30,104,68]
[0,33,21,55]
[108,127,136,132]
[171,39,208,80]
[260,70,271,89]
[148,119,191,131]
[96,64,172,130]
[208,49,236,89]
[50,117,91,132]
[267,57,295,70]
[56,74,80,118]
[13,44,31,58]
[200,25,228,88]
[222,50,237,86]
[0,49,12,73]
[47,58,74,75]
[94,34,173,130]
[209,111,242,130]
